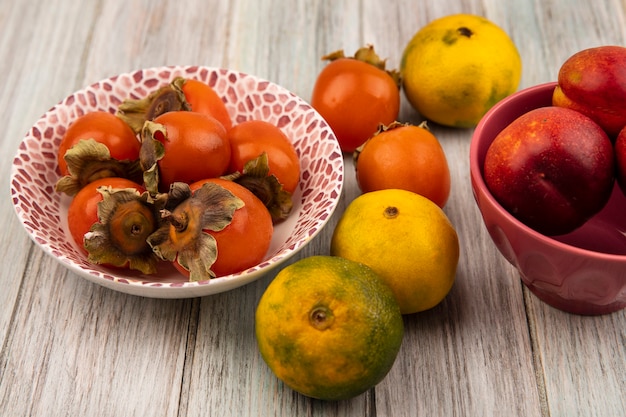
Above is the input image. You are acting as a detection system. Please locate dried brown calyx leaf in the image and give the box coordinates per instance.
[84,186,166,274]
[139,121,167,195]
[322,44,401,88]
[116,79,189,134]
[55,139,142,196]
[147,181,244,281]
[222,152,293,223]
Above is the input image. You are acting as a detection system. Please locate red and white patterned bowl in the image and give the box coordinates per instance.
[10,66,344,298]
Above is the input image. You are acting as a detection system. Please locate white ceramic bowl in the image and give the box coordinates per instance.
[10,66,344,298]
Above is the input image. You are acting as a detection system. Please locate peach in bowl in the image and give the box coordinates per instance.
[470,81,626,315]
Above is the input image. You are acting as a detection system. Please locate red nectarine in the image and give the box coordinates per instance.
[552,45,626,139]
[484,106,614,236]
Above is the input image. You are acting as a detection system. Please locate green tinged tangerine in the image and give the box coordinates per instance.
[255,256,403,401]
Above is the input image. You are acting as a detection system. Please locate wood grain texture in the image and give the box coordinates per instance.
[1,0,624,416]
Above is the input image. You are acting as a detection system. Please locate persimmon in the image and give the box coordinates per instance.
[175,78,233,130]
[56,138,143,196]
[56,112,141,195]
[68,177,144,249]
[140,111,230,193]
[67,177,163,274]
[117,77,232,133]
[311,45,401,152]
[354,122,451,208]
[224,152,294,223]
[227,120,300,194]
[190,178,273,278]
[147,178,273,280]
[57,111,139,176]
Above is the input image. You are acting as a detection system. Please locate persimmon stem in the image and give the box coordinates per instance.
[384,206,399,219]
[458,27,473,37]
[170,212,188,232]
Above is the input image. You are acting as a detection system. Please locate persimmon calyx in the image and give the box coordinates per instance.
[139,121,167,195]
[84,186,164,274]
[222,152,293,223]
[116,84,188,134]
[322,44,401,89]
[170,77,193,104]
[55,138,142,196]
[146,181,244,281]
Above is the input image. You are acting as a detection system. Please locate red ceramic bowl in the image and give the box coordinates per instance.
[470,82,626,315]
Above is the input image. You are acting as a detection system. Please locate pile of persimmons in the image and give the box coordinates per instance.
[56,77,299,281]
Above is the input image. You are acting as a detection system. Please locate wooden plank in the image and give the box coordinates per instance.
[0,0,625,416]
[517,2,626,416]
[0,0,98,357]
[0,2,194,416]
[358,2,543,416]
[184,1,370,415]
[527,299,626,417]
[0,249,192,416]
[79,0,233,82]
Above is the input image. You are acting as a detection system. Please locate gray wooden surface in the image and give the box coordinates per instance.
[1,1,625,416]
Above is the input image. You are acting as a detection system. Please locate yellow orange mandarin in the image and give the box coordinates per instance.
[401,13,521,127]
[331,189,459,314]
